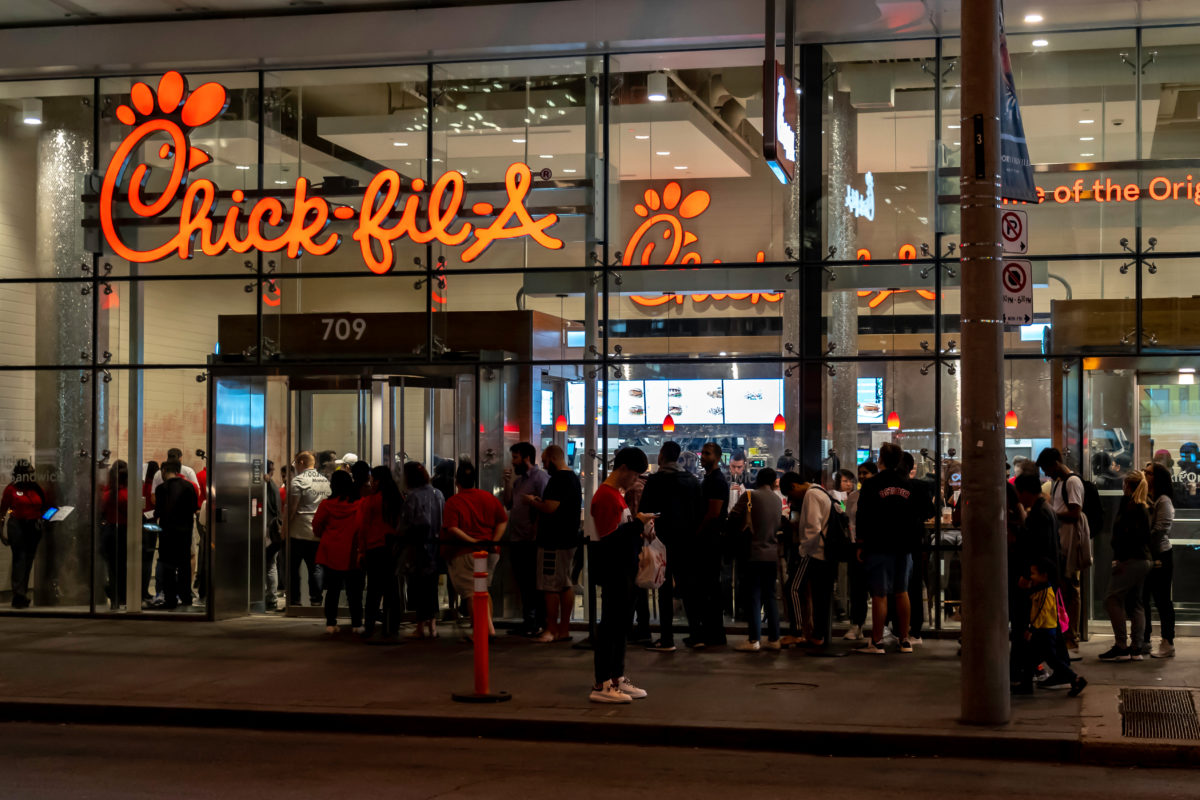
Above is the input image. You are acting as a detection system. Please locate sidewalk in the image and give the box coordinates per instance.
[0,616,1195,766]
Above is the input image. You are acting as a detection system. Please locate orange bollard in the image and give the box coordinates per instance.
[452,550,511,704]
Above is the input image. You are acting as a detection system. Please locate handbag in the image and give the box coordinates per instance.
[1055,587,1070,633]
[635,536,667,590]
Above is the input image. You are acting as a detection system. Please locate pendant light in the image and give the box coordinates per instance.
[887,410,901,430]
[662,413,675,433]
[773,413,787,432]
[554,293,569,433]
[1004,359,1018,429]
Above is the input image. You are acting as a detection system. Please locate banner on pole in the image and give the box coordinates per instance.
[999,16,1037,203]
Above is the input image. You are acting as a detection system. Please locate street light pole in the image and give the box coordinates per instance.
[959,0,1010,725]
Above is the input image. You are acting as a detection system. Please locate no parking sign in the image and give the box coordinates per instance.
[1002,260,1032,325]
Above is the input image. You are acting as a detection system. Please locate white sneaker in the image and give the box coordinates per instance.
[853,640,887,655]
[842,625,862,641]
[908,636,923,645]
[617,677,648,699]
[324,625,340,635]
[590,685,632,704]
[765,639,782,651]
[1152,641,1176,659]
[880,629,899,646]
[735,639,761,652]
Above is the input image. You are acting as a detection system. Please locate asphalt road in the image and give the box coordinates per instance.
[0,723,1193,799]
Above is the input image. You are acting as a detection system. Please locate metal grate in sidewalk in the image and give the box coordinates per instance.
[1119,688,1200,740]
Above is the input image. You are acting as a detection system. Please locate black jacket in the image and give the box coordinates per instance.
[855,469,916,555]
[1111,499,1151,562]
[639,464,702,548]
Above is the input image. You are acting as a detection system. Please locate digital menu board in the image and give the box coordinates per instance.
[566,381,586,426]
[722,379,782,424]
[540,389,553,427]
[665,379,725,425]
[856,377,884,424]
[616,380,648,425]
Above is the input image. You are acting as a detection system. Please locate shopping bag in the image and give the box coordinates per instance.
[635,536,667,590]
[1056,588,1070,633]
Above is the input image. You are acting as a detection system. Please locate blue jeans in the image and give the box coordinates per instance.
[746,560,780,643]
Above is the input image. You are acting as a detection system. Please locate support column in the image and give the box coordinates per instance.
[826,90,860,472]
[959,0,1010,725]
[34,98,93,607]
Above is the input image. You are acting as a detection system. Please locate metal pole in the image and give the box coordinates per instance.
[959,0,1009,725]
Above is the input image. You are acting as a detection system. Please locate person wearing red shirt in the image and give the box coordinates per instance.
[588,447,653,705]
[442,460,507,638]
[314,470,364,635]
[0,460,47,609]
[359,465,403,639]
[100,460,131,609]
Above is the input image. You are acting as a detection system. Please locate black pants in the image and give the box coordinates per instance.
[159,530,192,609]
[1143,549,1175,645]
[657,543,680,646]
[1025,628,1077,686]
[101,523,128,607]
[364,543,401,635]
[288,538,322,605]
[791,555,835,643]
[509,541,544,632]
[408,569,439,622]
[632,586,651,640]
[684,540,726,646]
[7,517,41,604]
[322,567,364,628]
[141,525,158,600]
[594,540,634,686]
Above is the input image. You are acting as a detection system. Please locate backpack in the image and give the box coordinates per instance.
[1061,475,1105,540]
[818,489,854,562]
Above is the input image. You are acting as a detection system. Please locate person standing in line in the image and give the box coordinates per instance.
[639,441,702,653]
[1035,448,1092,653]
[843,463,874,641]
[624,464,653,645]
[287,451,331,608]
[263,460,284,612]
[360,465,404,639]
[778,471,812,644]
[1142,463,1177,658]
[150,448,200,493]
[853,443,915,654]
[785,467,834,650]
[588,447,653,704]
[100,460,130,609]
[314,470,365,635]
[723,450,749,624]
[442,460,507,639]
[153,460,198,611]
[141,460,159,606]
[731,468,784,652]
[900,451,934,645]
[689,442,729,648]
[525,445,582,644]
[350,460,372,498]
[502,442,550,637]
[1099,470,1153,662]
[0,461,47,609]
[399,461,444,640]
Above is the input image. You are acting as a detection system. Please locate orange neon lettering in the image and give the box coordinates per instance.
[1148,176,1171,201]
[101,72,563,273]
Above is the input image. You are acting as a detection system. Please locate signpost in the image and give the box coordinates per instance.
[1000,208,1027,254]
[1001,259,1032,325]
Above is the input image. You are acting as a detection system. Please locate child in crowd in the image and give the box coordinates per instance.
[1016,557,1087,698]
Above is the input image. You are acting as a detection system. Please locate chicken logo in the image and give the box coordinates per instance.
[625,182,784,307]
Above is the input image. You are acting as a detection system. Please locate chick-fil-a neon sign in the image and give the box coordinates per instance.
[100,71,564,269]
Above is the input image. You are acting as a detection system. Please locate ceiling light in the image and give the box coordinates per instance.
[512,137,526,143]
[539,154,553,159]
[1032,39,1048,47]
[274,180,287,185]
[947,124,960,129]
[1080,153,1094,157]
[235,165,251,170]
[634,134,649,140]
[1024,13,1044,23]
[953,141,960,146]
[1080,136,1094,141]
[673,165,687,170]
[392,141,408,147]
[647,72,668,102]
[655,151,670,156]
[1180,367,1196,373]
[562,168,577,173]
[21,98,42,125]
[1079,119,1094,124]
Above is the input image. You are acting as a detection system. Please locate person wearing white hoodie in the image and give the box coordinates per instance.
[780,469,834,650]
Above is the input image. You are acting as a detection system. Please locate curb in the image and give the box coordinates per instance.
[0,698,1082,764]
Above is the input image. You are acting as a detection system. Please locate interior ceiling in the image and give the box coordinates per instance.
[0,1,1198,34]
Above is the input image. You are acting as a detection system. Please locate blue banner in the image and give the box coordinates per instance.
[999,18,1037,202]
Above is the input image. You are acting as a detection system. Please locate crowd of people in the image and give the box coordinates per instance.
[0,436,1185,709]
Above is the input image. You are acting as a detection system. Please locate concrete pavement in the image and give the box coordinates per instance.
[0,616,1195,766]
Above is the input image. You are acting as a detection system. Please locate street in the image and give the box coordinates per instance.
[0,723,1193,799]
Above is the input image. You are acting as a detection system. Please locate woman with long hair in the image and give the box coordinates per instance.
[313,470,364,635]
[359,465,403,639]
[0,460,48,608]
[1142,462,1177,658]
[141,461,160,604]
[101,460,130,608]
[1099,469,1153,662]
[400,461,444,639]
